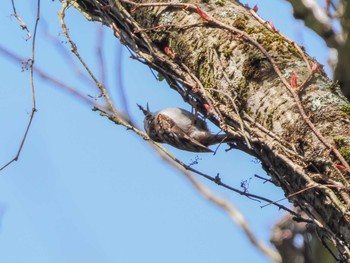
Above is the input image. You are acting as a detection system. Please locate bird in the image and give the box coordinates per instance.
[137,104,230,152]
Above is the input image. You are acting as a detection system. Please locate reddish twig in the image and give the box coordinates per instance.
[249,9,312,72]
[261,183,350,208]
[121,0,350,173]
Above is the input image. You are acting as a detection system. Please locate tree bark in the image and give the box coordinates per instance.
[64,0,350,259]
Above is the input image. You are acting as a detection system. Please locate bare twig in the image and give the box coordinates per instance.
[11,0,31,40]
[40,16,94,87]
[94,107,301,217]
[94,105,315,263]
[59,2,119,116]
[120,0,350,175]
[278,0,341,49]
[0,45,94,106]
[249,9,312,72]
[261,183,350,209]
[115,43,131,117]
[156,148,282,262]
[0,0,40,171]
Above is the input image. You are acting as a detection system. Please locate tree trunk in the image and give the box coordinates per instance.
[65,0,350,259]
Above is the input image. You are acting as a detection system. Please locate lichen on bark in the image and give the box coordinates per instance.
[64,0,350,258]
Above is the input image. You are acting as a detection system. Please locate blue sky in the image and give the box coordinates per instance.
[0,1,331,263]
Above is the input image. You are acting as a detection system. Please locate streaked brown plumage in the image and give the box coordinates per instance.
[138,104,229,152]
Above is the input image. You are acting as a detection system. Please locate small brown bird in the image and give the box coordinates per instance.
[138,104,229,152]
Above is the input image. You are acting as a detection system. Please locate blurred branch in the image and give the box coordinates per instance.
[58,3,297,216]
[115,43,131,117]
[94,107,304,219]
[284,0,350,98]
[334,1,350,99]
[40,16,95,88]
[2,2,330,262]
[56,5,319,261]
[3,3,284,259]
[156,148,282,263]
[94,106,286,262]
[59,2,119,117]
[271,208,337,263]
[96,25,107,87]
[0,46,94,106]
[284,0,341,48]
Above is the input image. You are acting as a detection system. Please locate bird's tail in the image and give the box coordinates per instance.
[203,134,233,146]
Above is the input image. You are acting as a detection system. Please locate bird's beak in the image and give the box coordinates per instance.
[137,103,149,116]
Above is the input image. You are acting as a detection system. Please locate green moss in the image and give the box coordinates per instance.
[339,148,350,164]
[245,107,253,116]
[222,48,232,58]
[234,77,249,109]
[236,77,248,96]
[256,111,261,122]
[232,17,247,30]
[246,26,259,34]
[265,113,273,130]
[334,137,350,164]
[255,31,298,59]
[287,42,301,57]
[198,60,215,92]
[215,0,225,6]
[240,42,251,53]
[238,77,247,90]
[329,82,339,92]
[223,51,231,57]
[340,105,350,115]
[334,137,346,147]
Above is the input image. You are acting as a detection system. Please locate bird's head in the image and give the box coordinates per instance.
[137,103,155,135]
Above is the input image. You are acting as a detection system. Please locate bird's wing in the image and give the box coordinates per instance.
[156,113,213,152]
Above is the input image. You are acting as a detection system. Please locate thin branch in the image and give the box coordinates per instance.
[115,43,131,116]
[249,8,312,72]
[156,148,282,262]
[96,25,107,87]
[0,0,40,171]
[0,45,94,106]
[261,183,350,209]
[40,16,94,88]
[94,107,301,217]
[11,0,31,40]
[120,0,350,175]
[282,0,341,48]
[59,2,119,115]
[94,106,314,262]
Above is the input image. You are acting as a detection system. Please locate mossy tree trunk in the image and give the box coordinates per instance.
[65,0,350,259]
